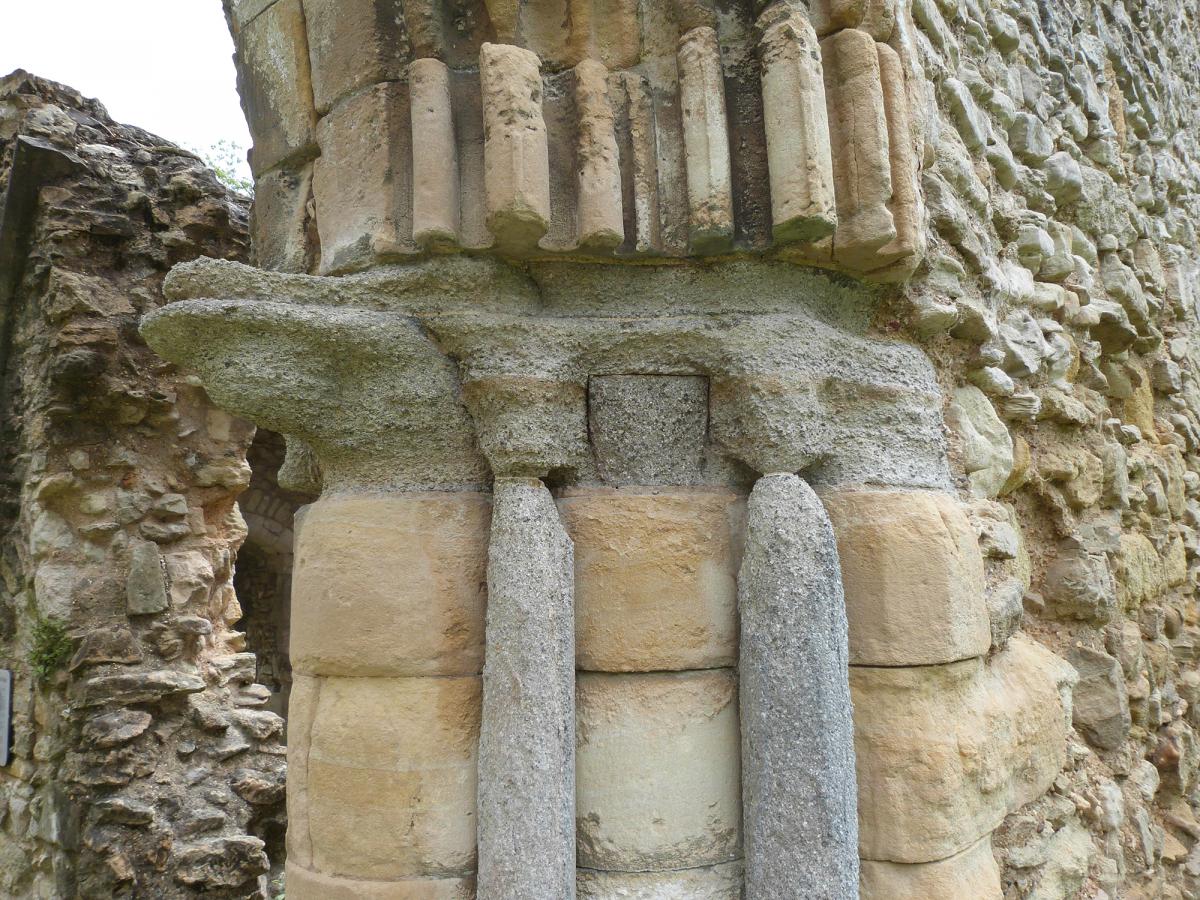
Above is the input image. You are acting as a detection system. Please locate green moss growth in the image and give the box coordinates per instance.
[29,618,73,682]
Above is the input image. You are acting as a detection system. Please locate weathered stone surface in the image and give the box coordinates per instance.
[411,57,461,247]
[1042,549,1118,624]
[174,835,269,889]
[574,59,624,250]
[559,488,743,672]
[820,489,991,666]
[873,41,922,276]
[757,7,837,243]
[234,0,317,175]
[576,861,742,898]
[822,28,896,270]
[1067,646,1131,751]
[853,636,1072,863]
[126,538,168,615]
[313,82,414,272]
[478,479,575,900]
[860,835,1002,900]
[739,474,858,898]
[575,670,741,872]
[80,710,152,749]
[302,0,409,113]
[301,674,480,879]
[285,862,475,899]
[946,386,1014,498]
[290,492,490,677]
[480,42,551,251]
[678,26,734,253]
[75,670,206,707]
[251,163,314,272]
[587,375,709,485]
[810,0,896,41]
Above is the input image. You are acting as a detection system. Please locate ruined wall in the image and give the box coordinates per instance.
[904,1,1200,897]
[0,73,285,898]
[153,0,1200,898]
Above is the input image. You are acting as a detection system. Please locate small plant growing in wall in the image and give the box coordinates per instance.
[29,617,73,682]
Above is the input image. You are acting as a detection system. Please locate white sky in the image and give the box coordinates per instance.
[1,0,251,178]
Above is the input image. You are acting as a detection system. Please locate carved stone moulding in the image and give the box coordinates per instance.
[228,0,925,282]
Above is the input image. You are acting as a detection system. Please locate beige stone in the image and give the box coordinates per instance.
[852,635,1072,863]
[871,41,922,276]
[480,42,552,251]
[609,71,661,253]
[313,83,415,273]
[678,26,734,253]
[810,0,897,41]
[251,164,314,272]
[286,674,319,868]
[236,0,318,175]
[411,58,461,247]
[576,670,742,871]
[574,59,624,250]
[860,835,1002,899]
[822,28,897,270]
[577,861,743,898]
[303,675,480,879]
[758,8,837,243]
[286,862,475,899]
[290,493,490,677]
[302,0,409,113]
[820,490,990,666]
[559,488,743,672]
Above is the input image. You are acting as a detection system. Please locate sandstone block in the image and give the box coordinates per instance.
[860,835,1002,900]
[1066,646,1131,751]
[251,164,314,272]
[678,26,734,253]
[286,862,475,899]
[758,8,837,243]
[290,493,490,677]
[302,0,409,113]
[478,480,575,900]
[609,71,661,254]
[286,675,319,867]
[819,490,990,666]
[810,0,897,41]
[577,861,742,898]
[740,474,858,898]
[235,0,317,175]
[313,82,415,273]
[558,488,743,672]
[411,58,461,246]
[480,43,551,252]
[872,41,922,275]
[574,59,624,250]
[821,28,896,270]
[853,635,1072,863]
[301,675,480,879]
[575,670,741,871]
[126,539,168,615]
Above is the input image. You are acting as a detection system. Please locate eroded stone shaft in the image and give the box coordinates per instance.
[479,478,576,900]
[739,473,859,899]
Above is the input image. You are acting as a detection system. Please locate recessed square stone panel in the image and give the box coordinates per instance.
[587,374,709,485]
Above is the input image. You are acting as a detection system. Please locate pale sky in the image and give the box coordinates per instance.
[1,0,252,178]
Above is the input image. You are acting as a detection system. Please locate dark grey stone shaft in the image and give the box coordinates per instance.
[739,473,859,899]
[478,478,577,900]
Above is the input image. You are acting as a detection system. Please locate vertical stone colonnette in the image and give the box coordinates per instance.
[739,474,859,899]
[478,479,576,900]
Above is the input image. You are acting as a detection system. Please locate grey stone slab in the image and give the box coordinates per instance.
[478,478,576,900]
[739,473,858,899]
[588,375,708,485]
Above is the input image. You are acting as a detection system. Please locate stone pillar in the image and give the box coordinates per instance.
[478,478,576,900]
[739,473,859,899]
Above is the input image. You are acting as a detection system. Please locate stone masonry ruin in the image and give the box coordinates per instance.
[6,0,1200,897]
